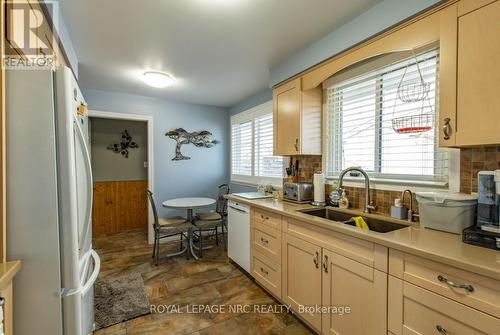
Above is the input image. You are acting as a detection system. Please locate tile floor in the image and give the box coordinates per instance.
[93,228,314,335]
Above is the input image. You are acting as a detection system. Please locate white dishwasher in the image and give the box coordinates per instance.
[227,200,250,273]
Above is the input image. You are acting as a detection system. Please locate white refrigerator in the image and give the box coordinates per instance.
[6,66,100,335]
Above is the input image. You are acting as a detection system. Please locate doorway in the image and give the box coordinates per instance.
[88,111,154,241]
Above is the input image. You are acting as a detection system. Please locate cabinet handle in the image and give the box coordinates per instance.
[294,138,299,151]
[442,118,451,140]
[260,214,269,220]
[313,251,319,268]
[436,325,449,335]
[323,255,329,273]
[437,275,474,292]
[260,267,269,275]
[260,237,269,244]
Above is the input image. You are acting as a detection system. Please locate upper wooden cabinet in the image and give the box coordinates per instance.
[273,78,322,156]
[439,0,500,147]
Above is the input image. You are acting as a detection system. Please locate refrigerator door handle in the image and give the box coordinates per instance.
[73,115,93,252]
[61,250,101,298]
[80,249,100,297]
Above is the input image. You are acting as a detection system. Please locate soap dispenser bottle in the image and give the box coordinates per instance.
[339,190,349,209]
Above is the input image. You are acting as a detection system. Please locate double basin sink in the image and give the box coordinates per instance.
[299,208,409,233]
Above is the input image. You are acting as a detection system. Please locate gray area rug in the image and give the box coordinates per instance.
[94,272,150,330]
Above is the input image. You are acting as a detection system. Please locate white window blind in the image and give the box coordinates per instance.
[231,121,252,176]
[231,101,283,184]
[324,48,449,184]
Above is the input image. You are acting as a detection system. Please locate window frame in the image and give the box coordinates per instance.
[230,101,284,186]
[322,48,460,192]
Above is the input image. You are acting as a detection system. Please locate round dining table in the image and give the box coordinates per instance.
[162,197,216,260]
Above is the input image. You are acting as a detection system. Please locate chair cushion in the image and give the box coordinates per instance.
[196,212,222,221]
[159,216,187,226]
[194,216,223,229]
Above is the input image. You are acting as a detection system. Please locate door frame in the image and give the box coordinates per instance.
[88,110,155,244]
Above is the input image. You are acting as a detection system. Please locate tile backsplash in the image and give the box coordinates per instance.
[289,146,500,216]
[459,146,500,194]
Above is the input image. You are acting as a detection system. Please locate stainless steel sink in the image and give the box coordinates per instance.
[299,208,409,233]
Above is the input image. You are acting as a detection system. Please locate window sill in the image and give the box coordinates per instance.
[325,176,450,193]
[230,175,283,189]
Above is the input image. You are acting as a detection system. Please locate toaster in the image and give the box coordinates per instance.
[283,182,314,203]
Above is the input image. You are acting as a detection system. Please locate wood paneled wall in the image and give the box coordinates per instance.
[92,180,148,237]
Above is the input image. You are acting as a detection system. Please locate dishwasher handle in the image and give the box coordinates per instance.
[229,205,249,214]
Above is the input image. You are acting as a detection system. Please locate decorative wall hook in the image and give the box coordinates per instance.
[165,128,217,161]
[107,130,139,158]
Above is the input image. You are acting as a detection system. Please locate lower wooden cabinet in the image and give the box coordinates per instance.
[282,233,323,331]
[248,211,500,335]
[322,249,387,335]
[282,233,388,334]
[388,276,500,335]
[251,249,281,298]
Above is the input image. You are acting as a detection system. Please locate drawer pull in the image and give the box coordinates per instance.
[260,267,269,275]
[260,237,269,244]
[323,255,329,273]
[436,325,449,335]
[314,251,319,268]
[437,275,474,292]
[260,214,270,220]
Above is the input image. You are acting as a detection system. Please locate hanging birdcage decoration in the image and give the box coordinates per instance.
[391,50,434,134]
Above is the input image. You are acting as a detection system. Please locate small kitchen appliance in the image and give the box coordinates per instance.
[463,170,500,250]
[283,182,313,203]
[477,171,500,233]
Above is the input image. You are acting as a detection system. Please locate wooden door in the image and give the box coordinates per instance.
[322,249,387,335]
[273,78,301,155]
[92,180,148,236]
[282,233,322,331]
[455,0,500,146]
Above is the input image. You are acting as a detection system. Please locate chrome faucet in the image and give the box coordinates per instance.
[337,167,376,213]
[401,189,419,222]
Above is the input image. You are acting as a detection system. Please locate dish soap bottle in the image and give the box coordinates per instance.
[339,190,349,209]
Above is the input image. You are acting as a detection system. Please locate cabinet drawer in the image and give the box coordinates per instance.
[285,218,388,272]
[252,208,282,231]
[252,221,281,264]
[252,249,281,299]
[389,250,500,318]
[389,279,499,335]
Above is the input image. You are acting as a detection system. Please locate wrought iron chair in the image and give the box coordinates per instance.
[193,184,230,257]
[146,190,192,265]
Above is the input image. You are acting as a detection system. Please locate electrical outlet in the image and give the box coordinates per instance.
[144,161,149,168]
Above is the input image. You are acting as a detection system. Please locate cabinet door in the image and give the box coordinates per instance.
[388,277,499,335]
[322,249,387,335]
[455,0,500,146]
[282,233,322,331]
[273,78,301,156]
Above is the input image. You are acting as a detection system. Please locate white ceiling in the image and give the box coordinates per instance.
[59,0,380,107]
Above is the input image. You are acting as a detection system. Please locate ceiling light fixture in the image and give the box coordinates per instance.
[142,71,175,88]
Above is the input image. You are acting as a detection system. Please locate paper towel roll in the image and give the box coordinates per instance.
[313,172,325,204]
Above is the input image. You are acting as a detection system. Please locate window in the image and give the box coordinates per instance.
[231,101,283,185]
[324,48,450,185]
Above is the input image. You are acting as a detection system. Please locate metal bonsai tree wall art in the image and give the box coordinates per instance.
[106,130,139,158]
[165,128,217,160]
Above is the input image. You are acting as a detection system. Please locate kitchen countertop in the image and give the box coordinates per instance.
[0,261,21,289]
[226,195,500,281]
